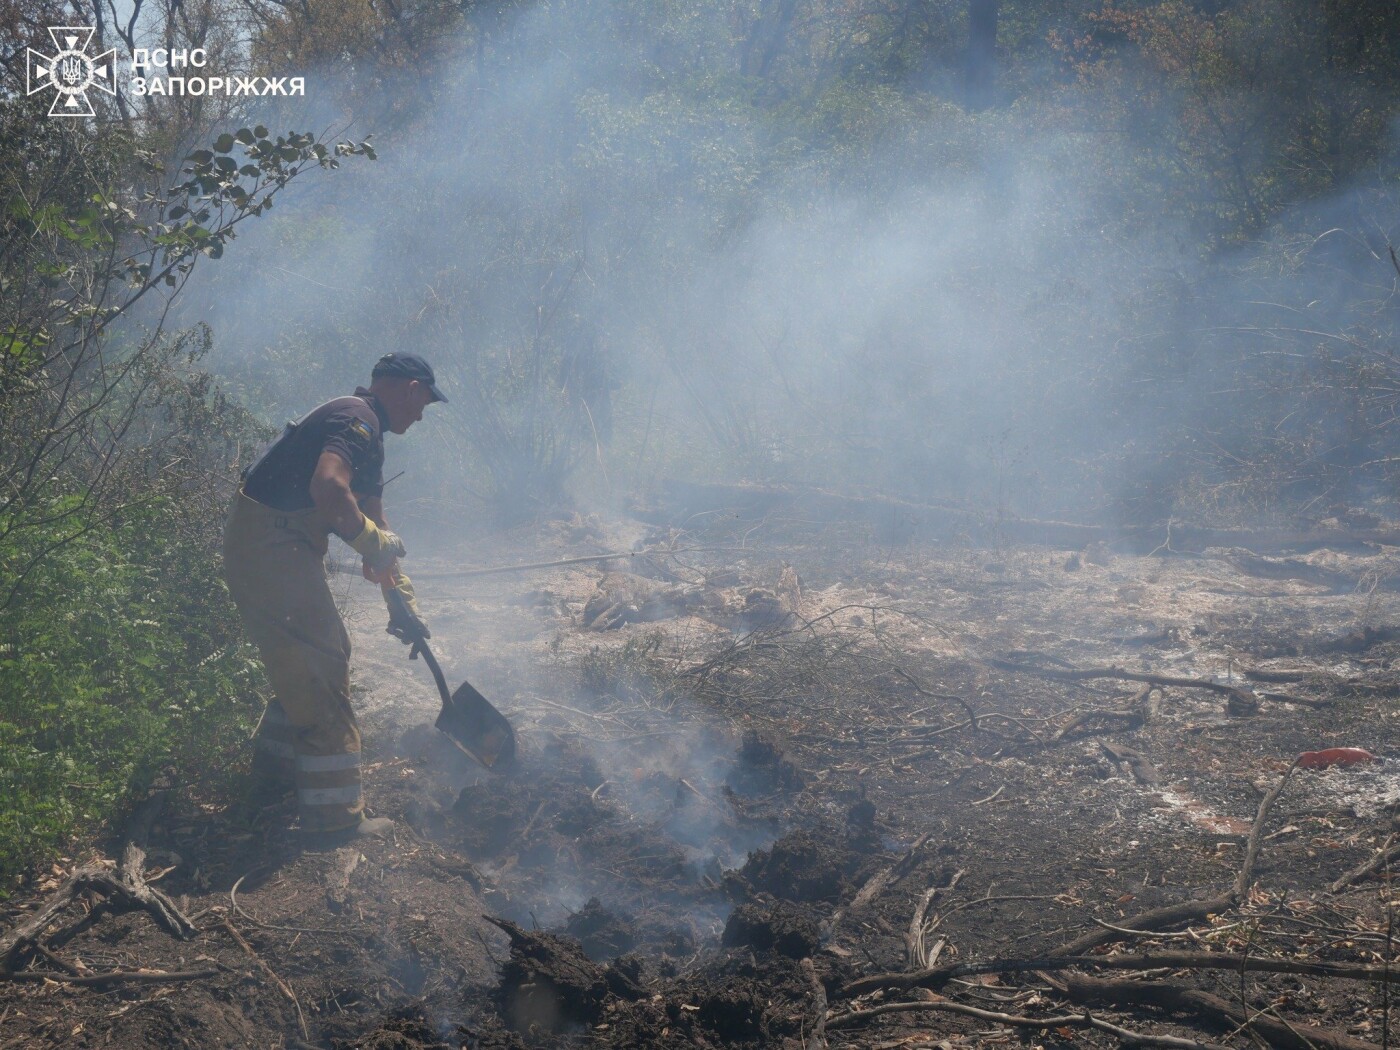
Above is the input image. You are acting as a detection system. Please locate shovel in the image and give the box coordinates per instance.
[385,586,517,771]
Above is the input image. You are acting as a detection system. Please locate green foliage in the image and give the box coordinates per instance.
[0,497,263,890]
[0,107,368,889]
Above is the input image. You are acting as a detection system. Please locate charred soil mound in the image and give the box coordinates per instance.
[593,952,821,1048]
[724,731,804,796]
[736,825,875,903]
[562,897,637,961]
[335,1004,468,1050]
[338,1003,530,1050]
[487,917,646,1035]
[720,899,821,958]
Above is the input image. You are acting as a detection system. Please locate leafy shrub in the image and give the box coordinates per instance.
[0,493,264,893]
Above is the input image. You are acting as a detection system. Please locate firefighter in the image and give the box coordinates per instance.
[223,353,445,845]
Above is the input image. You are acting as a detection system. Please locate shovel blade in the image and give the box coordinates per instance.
[436,681,517,770]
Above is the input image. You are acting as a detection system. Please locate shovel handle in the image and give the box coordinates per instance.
[409,633,454,711]
[383,585,449,703]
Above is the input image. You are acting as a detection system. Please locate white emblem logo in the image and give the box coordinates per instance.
[26,27,117,117]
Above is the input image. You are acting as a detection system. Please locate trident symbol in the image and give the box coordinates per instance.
[60,56,84,86]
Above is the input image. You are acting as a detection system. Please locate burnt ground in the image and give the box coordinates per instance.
[3,508,1400,1050]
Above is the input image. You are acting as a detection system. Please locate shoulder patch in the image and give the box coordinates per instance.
[349,419,373,441]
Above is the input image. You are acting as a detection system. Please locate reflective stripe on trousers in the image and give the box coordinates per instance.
[223,491,365,832]
[295,749,362,821]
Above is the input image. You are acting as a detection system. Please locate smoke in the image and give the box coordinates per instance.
[167,0,1400,532]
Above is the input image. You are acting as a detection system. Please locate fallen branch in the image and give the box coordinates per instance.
[0,853,195,968]
[907,870,964,969]
[826,996,1231,1049]
[841,945,1399,998]
[29,942,85,976]
[824,833,931,941]
[989,658,1260,715]
[1064,972,1380,1050]
[1330,837,1400,895]
[1234,762,1295,891]
[220,920,308,1039]
[1100,741,1160,785]
[1088,916,1245,941]
[1223,552,1364,592]
[1052,702,1148,742]
[1057,895,1238,956]
[116,841,196,939]
[801,958,827,1050]
[1055,762,1296,955]
[0,791,195,971]
[0,966,216,987]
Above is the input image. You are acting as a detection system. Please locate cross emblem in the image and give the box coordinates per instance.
[26,27,117,117]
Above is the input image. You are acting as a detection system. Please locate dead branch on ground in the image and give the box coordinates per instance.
[826,996,1232,1049]
[1051,684,1154,741]
[1222,551,1386,592]
[1331,836,1400,894]
[0,793,195,972]
[801,957,828,1050]
[841,948,1400,998]
[1057,761,1296,955]
[220,920,309,1039]
[0,967,218,987]
[823,833,931,941]
[1063,972,1381,1050]
[990,657,1266,715]
[1099,740,1160,784]
[907,869,964,969]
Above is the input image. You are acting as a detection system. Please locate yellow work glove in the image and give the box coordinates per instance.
[385,573,430,644]
[348,517,406,572]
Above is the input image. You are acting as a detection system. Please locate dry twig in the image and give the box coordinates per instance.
[1056,761,1296,955]
[1331,837,1400,895]
[991,656,1264,715]
[826,996,1231,1049]
[1065,972,1380,1050]
[907,869,964,970]
[801,957,828,1050]
[824,833,932,943]
[220,919,308,1039]
[0,966,217,987]
[843,946,1400,999]
[229,870,360,935]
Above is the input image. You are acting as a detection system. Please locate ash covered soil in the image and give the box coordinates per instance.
[4,511,1400,1050]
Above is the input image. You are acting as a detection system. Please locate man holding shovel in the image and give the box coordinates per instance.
[223,353,445,845]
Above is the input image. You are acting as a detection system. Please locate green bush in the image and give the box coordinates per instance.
[0,496,263,891]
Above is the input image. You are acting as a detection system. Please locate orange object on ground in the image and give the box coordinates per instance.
[1296,747,1377,769]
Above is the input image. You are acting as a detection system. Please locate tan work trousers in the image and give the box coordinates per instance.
[222,491,364,832]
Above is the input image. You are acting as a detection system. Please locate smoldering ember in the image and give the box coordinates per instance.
[3,1,1400,1049]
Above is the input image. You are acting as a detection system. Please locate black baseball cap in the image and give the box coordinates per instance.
[372,353,448,403]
